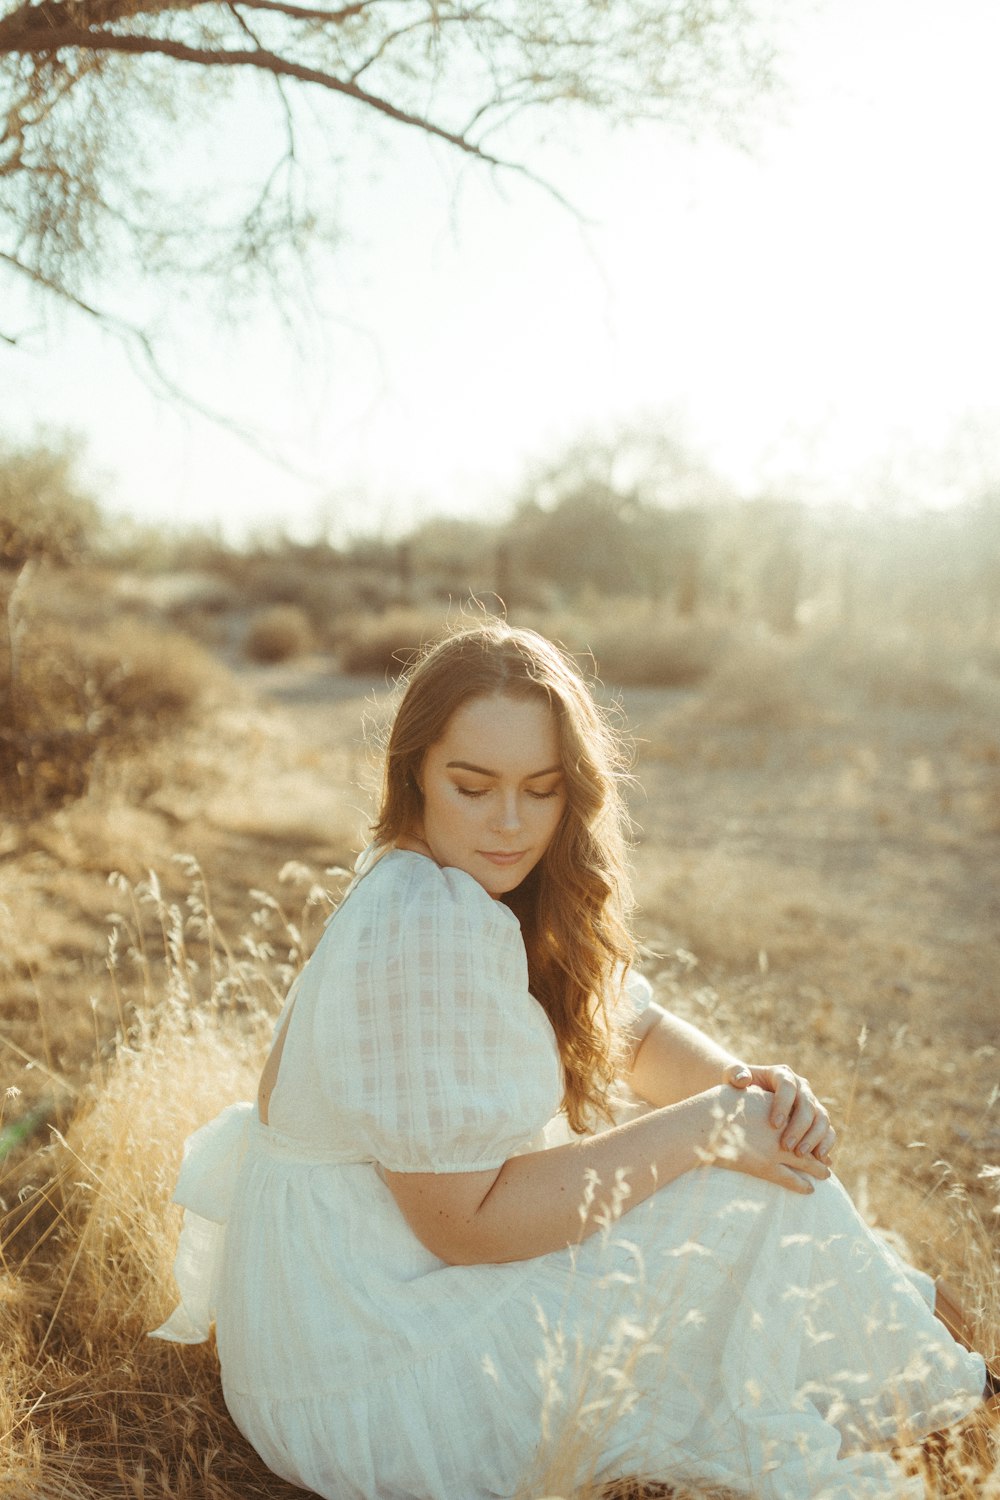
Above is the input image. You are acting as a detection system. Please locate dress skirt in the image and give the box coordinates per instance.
[154,1103,986,1500]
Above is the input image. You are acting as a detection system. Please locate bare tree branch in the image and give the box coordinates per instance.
[349,13,470,85]
[0,248,323,479]
[0,0,780,442]
[226,0,373,23]
[1,248,108,321]
[0,23,516,168]
[230,0,300,159]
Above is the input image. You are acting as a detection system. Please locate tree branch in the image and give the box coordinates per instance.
[0,0,395,48]
[0,22,514,168]
[1,248,107,321]
[0,0,196,43]
[0,249,322,482]
[228,0,298,159]
[225,0,373,23]
[349,14,463,84]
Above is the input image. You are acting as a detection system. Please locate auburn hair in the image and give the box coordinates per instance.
[372,621,635,1132]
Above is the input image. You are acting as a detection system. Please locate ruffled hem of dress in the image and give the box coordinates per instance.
[221,1269,931,1500]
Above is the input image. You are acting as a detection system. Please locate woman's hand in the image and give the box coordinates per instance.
[705,1084,832,1194]
[724,1062,835,1164]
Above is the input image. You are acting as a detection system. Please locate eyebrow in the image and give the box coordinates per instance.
[445,760,562,779]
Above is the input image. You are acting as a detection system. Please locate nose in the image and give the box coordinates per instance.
[492,791,522,834]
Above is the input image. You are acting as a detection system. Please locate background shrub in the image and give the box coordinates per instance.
[582,608,732,688]
[244,605,314,663]
[0,437,101,567]
[1,571,224,818]
[337,606,454,675]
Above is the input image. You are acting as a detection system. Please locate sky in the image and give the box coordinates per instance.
[4,0,1000,544]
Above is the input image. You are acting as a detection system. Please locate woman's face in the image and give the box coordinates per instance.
[413,692,567,897]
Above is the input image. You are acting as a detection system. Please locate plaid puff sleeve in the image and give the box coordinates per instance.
[307,854,564,1173]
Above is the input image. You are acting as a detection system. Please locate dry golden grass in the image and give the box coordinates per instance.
[7,871,995,1500]
[0,864,339,1499]
[3,895,996,1498]
[1,581,999,1497]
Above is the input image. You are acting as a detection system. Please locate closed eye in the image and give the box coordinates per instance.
[455,785,560,800]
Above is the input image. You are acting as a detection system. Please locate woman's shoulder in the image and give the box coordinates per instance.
[349,847,522,937]
[312,849,529,998]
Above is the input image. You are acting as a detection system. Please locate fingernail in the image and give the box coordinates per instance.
[774,1115,786,1128]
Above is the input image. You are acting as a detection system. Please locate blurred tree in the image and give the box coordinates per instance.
[509,432,719,603]
[512,482,653,596]
[1,0,779,352]
[406,514,500,601]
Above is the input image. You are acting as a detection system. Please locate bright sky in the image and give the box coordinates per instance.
[5,0,1000,543]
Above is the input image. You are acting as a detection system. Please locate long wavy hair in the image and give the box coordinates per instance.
[372,621,636,1132]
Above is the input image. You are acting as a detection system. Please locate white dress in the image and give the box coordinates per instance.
[153,848,985,1500]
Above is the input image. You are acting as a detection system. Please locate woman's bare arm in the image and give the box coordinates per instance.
[626,1003,744,1105]
[627,1004,836,1162]
[382,1083,830,1267]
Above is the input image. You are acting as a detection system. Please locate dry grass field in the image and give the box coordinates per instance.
[1,558,998,1497]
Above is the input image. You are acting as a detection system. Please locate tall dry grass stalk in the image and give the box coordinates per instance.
[0,861,334,1499]
[2,861,997,1498]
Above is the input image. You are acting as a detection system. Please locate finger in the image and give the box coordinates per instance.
[775,1165,815,1195]
[764,1070,798,1129]
[725,1063,753,1089]
[816,1126,837,1162]
[779,1090,816,1148]
[779,1086,827,1152]
[791,1113,831,1158]
[780,1148,829,1180]
[782,1087,829,1148]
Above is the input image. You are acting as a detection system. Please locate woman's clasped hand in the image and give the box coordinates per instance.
[704,1077,833,1195]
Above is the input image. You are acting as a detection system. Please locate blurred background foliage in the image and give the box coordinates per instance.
[2,427,999,818]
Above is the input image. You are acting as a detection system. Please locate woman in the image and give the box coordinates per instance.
[154,622,992,1499]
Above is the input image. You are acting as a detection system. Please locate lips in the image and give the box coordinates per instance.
[478,850,527,867]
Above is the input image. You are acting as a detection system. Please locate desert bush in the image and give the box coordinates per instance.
[771,625,1000,727]
[683,631,832,731]
[839,634,987,713]
[0,437,101,568]
[338,605,456,675]
[580,607,732,688]
[1,573,225,817]
[186,545,408,646]
[244,604,314,663]
[336,599,722,690]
